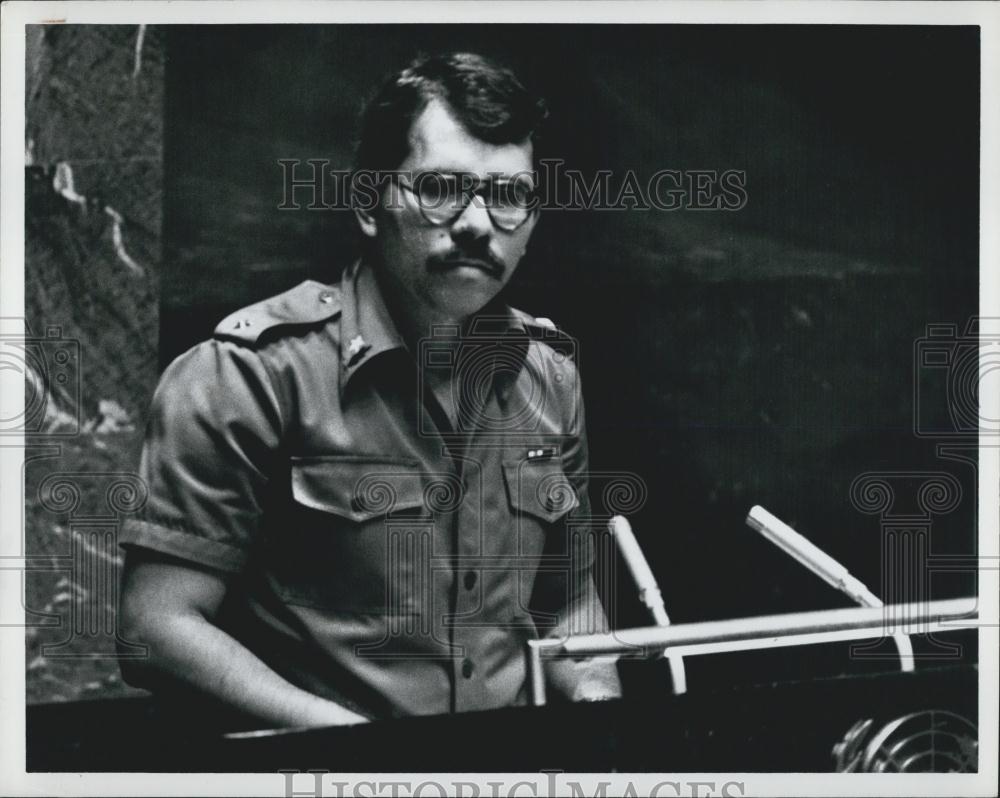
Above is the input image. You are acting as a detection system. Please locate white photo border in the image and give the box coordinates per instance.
[1,2,997,796]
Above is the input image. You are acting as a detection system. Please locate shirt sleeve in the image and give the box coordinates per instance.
[119,339,284,573]
[534,355,624,700]
[549,355,597,605]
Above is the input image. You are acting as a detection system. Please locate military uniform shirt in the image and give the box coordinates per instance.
[120,258,620,719]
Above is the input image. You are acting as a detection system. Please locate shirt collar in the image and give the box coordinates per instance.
[339,259,406,396]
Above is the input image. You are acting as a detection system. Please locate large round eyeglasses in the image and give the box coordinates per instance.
[396,172,538,232]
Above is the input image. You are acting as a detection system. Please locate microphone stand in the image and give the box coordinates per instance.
[745,505,915,672]
[609,515,688,694]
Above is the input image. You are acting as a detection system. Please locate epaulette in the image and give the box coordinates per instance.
[509,307,578,359]
[214,280,342,345]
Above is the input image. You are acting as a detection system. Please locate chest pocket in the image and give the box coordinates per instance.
[502,457,580,520]
[271,456,449,614]
[502,456,580,558]
[500,456,590,624]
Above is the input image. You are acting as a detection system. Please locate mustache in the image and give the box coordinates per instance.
[427,248,505,278]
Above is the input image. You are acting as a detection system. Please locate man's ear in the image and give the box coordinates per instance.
[354,207,378,238]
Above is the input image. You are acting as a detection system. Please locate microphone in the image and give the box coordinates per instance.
[746,506,882,606]
[745,505,914,671]
[609,515,688,694]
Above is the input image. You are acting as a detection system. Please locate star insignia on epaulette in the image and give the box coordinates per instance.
[347,335,367,358]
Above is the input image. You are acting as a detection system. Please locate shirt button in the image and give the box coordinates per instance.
[461,658,475,679]
[464,571,478,590]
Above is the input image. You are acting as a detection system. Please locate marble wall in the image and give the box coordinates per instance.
[25,24,163,702]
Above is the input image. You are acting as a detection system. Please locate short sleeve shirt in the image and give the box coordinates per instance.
[121,259,615,719]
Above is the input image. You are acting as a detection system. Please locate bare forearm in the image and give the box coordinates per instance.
[543,584,623,701]
[127,612,366,728]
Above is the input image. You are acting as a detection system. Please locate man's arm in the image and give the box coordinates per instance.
[536,352,623,702]
[119,551,367,728]
[540,574,624,702]
[118,340,366,727]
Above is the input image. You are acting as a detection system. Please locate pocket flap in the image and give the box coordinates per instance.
[502,457,580,523]
[291,456,428,522]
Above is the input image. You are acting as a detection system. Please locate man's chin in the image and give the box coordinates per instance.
[427,277,504,320]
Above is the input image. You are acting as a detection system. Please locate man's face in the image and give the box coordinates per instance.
[362,99,538,325]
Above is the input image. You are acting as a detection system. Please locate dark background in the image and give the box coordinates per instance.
[26,24,980,704]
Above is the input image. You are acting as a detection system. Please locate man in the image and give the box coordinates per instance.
[119,52,621,727]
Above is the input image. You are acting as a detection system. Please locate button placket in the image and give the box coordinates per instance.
[448,457,491,711]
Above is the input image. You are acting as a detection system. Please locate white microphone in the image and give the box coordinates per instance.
[609,515,688,693]
[745,505,914,671]
[746,506,882,606]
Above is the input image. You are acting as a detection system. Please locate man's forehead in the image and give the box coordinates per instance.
[401,99,533,177]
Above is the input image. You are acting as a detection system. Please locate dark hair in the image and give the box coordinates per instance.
[354,52,548,173]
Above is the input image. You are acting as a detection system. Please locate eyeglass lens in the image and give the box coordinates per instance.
[407,173,535,231]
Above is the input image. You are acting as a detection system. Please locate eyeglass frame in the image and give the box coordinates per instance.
[392,171,540,232]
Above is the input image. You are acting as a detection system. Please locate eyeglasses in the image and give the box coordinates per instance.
[396,172,538,232]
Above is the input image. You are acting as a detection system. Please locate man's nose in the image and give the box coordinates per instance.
[450,193,493,240]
